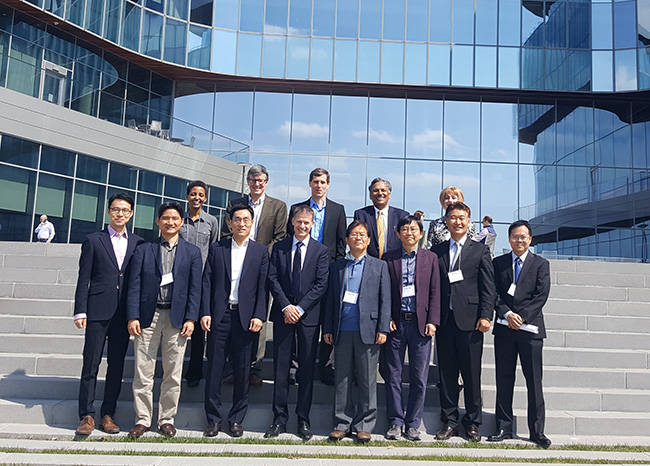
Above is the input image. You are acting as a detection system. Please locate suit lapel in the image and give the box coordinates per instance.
[440,240,451,271]
[224,240,232,281]
[414,249,427,298]
[124,233,138,271]
[98,230,119,270]
[172,238,184,276]
[154,238,163,276]
[338,260,347,303]
[394,253,403,299]
[367,206,379,246]
[285,240,293,276]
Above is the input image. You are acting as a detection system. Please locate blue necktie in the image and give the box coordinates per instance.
[514,257,522,284]
[292,242,303,301]
[451,242,460,270]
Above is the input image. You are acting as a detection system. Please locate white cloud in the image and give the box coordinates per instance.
[277,121,329,138]
[353,128,400,144]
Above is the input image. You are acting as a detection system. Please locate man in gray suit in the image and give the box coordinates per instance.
[323,220,391,443]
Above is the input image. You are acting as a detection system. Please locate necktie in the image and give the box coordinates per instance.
[450,242,460,270]
[377,211,385,258]
[514,257,522,284]
[292,241,303,301]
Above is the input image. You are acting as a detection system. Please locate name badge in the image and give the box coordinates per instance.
[448,270,464,283]
[160,273,174,286]
[343,291,358,304]
[507,283,516,296]
[403,284,416,297]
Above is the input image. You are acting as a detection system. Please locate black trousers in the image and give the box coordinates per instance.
[185,328,205,382]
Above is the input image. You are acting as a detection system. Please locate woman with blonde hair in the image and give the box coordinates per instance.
[426,186,477,248]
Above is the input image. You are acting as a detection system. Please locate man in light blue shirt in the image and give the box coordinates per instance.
[35,215,55,242]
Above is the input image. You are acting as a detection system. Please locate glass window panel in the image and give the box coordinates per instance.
[262,35,286,78]
[368,97,405,157]
[383,0,404,41]
[190,0,213,26]
[240,0,263,32]
[0,134,39,168]
[76,154,107,182]
[104,0,121,42]
[452,0,474,44]
[499,0,520,46]
[40,146,75,176]
[71,180,106,243]
[99,92,124,123]
[286,154,329,205]
[475,46,496,88]
[249,152,290,199]
[406,98,443,159]
[545,1,566,48]
[139,170,163,194]
[430,0,450,43]
[336,0,358,38]
[381,42,403,84]
[164,17,186,65]
[0,164,36,242]
[237,33,262,75]
[404,43,426,85]
[406,0,427,42]
[252,91,292,152]
[209,185,228,208]
[71,73,100,116]
[593,50,613,91]
[313,0,334,36]
[325,156,367,213]
[213,0,237,28]
[360,0,381,40]
[142,10,163,59]
[476,0,497,45]
[291,93,330,155]
[404,160,442,217]
[7,38,42,98]
[568,2,590,49]
[188,24,211,69]
[631,120,648,169]
[310,38,333,80]
[164,175,186,199]
[521,4,542,47]
[442,161,480,217]
[358,40,379,82]
[481,102,517,162]
[211,29,235,73]
[265,0,287,33]
[451,45,473,87]
[615,48,637,91]
[592,3,613,49]
[146,0,163,13]
[289,0,311,35]
[444,100,480,161]
[166,0,187,19]
[0,3,12,32]
[85,0,104,34]
[614,1,636,49]
[12,11,45,43]
[481,163,517,224]
[121,2,141,52]
[173,88,214,136]
[35,173,73,241]
[334,39,356,81]
[330,94,368,156]
[639,47,650,90]
[151,73,173,96]
[66,0,85,25]
[109,161,138,188]
[126,83,149,105]
[546,48,567,91]
[134,192,160,240]
[0,31,7,88]
[214,91,253,145]
[428,44,450,85]
[568,49,591,91]
[521,47,544,90]
[367,158,405,207]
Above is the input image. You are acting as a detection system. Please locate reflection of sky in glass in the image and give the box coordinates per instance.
[252,92,291,152]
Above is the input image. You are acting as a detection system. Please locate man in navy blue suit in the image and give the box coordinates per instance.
[126,202,202,438]
[265,205,329,440]
[201,204,269,438]
[353,178,409,259]
[73,193,143,436]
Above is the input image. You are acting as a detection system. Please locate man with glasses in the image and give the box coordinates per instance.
[488,220,551,448]
[73,193,144,436]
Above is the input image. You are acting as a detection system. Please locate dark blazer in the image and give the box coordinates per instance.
[200,238,269,331]
[74,229,143,321]
[493,252,550,339]
[223,195,288,253]
[323,255,391,345]
[126,236,202,330]
[287,198,347,262]
[383,247,441,337]
[431,239,496,331]
[268,237,330,327]
[353,205,409,258]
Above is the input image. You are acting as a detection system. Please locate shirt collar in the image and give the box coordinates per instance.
[450,235,468,249]
[345,252,367,263]
[161,238,178,249]
[232,238,250,249]
[249,194,265,206]
[185,210,205,222]
[292,235,310,248]
[107,225,128,239]
[402,247,418,258]
[512,249,530,263]
[374,206,389,218]
[310,197,326,210]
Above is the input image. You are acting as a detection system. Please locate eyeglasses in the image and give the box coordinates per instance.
[109,208,132,215]
[248,178,268,185]
[232,218,252,225]
[510,235,530,241]
[348,233,368,239]
[399,227,421,234]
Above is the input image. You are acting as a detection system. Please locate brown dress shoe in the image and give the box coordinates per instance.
[75,416,95,435]
[128,424,149,438]
[467,425,481,442]
[99,415,120,434]
[159,423,177,438]
[356,431,371,443]
[249,373,263,386]
[328,429,346,441]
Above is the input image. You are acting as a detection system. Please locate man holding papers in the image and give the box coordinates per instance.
[488,220,551,448]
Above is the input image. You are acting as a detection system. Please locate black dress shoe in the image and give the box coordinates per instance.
[531,433,552,448]
[466,425,481,442]
[487,429,513,442]
[204,423,220,437]
[435,425,458,440]
[297,421,313,441]
[264,424,285,438]
[230,423,244,437]
[186,378,200,388]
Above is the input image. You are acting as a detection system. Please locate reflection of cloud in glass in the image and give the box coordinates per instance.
[277,184,310,199]
[615,62,636,91]
[445,173,480,189]
[409,129,464,153]
[289,43,310,60]
[354,128,397,143]
[278,121,329,138]
[405,171,442,188]
[264,24,302,35]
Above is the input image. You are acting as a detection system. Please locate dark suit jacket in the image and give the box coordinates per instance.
[431,239,496,331]
[383,247,441,337]
[223,195,288,253]
[200,238,269,331]
[287,198,347,262]
[268,237,330,327]
[126,236,202,330]
[74,229,144,321]
[353,205,409,258]
[323,255,391,345]
[493,252,550,340]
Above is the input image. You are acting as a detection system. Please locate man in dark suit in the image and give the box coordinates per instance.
[488,220,551,448]
[431,202,496,442]
[383,215,440,442]
[265,205,329,440]
[323,220,391,444]
[201,205,268,438]
[223,164,287,385]
[353,177,408,259]
[126,202,202,438]
[73,193,144,436]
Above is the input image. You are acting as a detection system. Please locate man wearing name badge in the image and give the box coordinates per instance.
[126,202,202,438]
[353,178,408,259]
[265,205,329,440]
[488,220,551,448]
[382,215,440,442]
[181,180,220,388]
[73,194,144,436]
[430,202,496,442]
[201,205,268,438]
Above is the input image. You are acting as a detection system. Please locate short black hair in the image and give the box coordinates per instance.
[346,220,370,237]
[108,193,134,210]
[445,201,471,219]
[397,215,423,232]
[157,202,184,219]
[228,204,254,220]
[187,180,208,195]
[508,219,532,237]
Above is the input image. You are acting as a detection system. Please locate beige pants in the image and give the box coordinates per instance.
[132,309,187,427]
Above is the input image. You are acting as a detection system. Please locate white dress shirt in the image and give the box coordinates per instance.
[229,238,249,303]
[248,194,265,241]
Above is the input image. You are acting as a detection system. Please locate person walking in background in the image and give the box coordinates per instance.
[35,214,55,243]
[477,215,497,258]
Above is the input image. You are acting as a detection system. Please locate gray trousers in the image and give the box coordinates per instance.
[333,331,379,433]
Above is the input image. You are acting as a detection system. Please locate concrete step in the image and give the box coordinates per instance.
[0,298,73,317]
[555,271,647,288]
[0,241,81,257]
[549,285,628,302]
[1,254,80,272]
[10,283,76,300]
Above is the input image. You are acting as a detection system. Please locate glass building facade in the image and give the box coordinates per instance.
[1,0,650,259]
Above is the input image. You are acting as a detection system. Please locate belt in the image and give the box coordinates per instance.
[401,312,416,321]
[156,303,171,310]
[228,303,239,311]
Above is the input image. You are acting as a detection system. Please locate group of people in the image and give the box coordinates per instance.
[72,164,551,448]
